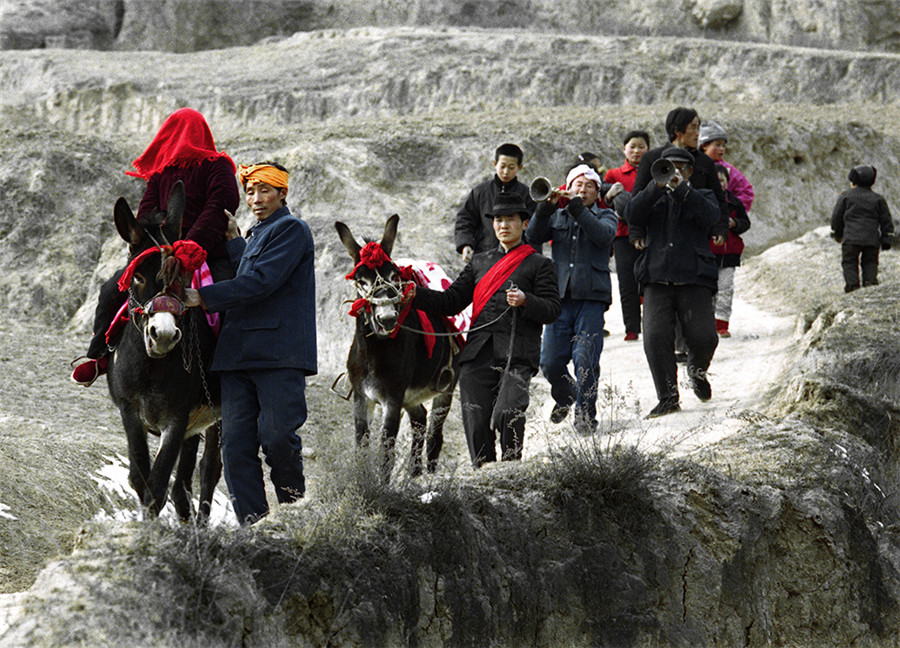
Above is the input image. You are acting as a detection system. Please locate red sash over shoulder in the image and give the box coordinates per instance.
[471,244,535,324]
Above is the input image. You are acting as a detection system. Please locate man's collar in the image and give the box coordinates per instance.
[248,206,290,235]
[497,241,525,253]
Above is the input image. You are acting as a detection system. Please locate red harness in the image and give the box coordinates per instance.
[345,242,439,357]
[117,239,208,292]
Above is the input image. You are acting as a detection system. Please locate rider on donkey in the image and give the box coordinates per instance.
[71,107,240,385]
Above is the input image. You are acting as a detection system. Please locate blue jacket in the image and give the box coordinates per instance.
[525,197,617,303]
[625,181,720,292]
[199,207,317,375]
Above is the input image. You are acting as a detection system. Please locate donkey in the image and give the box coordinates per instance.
[106,181,222,520]
[335,214,459,476]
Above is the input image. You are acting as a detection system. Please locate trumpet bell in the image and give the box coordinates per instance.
[529,176,554,202]
[650,158,676,185]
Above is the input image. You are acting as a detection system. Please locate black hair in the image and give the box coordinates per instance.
[714,163,730,180]
[848,165,877,188]
[243,160,289,204]
[665,107,699,142]
[572,151,605,174]
[494,143,524,165]
[622,130,651,147]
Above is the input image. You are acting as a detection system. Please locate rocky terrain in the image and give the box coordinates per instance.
[1,3,900,646]
[2,0,899,53]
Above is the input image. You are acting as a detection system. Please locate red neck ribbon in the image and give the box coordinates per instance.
[117,239,208,292]
[346,260,438,358]
[471,244,535,324]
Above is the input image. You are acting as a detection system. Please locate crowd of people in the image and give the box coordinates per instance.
[70,105,895,524]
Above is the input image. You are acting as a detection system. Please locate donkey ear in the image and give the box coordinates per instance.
[335,221,361,263]
[114,197,143,246]
[380,214,400,257]
[162,180,185,243]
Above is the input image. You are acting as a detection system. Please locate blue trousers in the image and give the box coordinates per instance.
[540,298,608,425]
[220,368,307,525]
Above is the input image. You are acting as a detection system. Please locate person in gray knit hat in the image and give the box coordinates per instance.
[698,120,755,337]
[698,120,754,214]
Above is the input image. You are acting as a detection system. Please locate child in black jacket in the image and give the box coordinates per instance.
[831,165,895,292]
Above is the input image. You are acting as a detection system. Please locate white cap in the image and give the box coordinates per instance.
[565,164,602,190]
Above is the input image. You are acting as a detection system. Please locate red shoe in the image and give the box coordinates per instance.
[716,319,731,338]
[70,356,108,386]
[624,331,639,341]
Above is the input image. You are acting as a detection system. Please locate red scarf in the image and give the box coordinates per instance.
[471,244,535,324]
[126,108,235,180]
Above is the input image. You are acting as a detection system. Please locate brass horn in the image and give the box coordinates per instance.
[529,176,555,202]
[650,158,676,185]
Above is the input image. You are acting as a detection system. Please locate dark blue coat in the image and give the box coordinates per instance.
[199,207,317,375]
[525,197,617,303]
[625,181,720,292]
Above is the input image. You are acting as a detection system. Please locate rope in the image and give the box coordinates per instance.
[397,306,511,337]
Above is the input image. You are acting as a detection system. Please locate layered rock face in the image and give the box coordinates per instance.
[2,0,899,53]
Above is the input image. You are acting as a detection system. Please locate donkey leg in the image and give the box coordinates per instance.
[405,404,428,478]
[352,390,370,446]
[426,392,453,473]
[121,409,152,507]
[171,435,200,522]
[197,423,222,523]
[145,423,188,517]
[380,397,404,478]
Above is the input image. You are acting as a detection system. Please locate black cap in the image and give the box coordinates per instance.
[849,165,877,187]
[489,192,529,218]
[661,147,695,165]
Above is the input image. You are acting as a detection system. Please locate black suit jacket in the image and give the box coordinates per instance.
[413,245,560,370]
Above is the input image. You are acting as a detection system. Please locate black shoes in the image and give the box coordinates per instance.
[689,368,712,402]
[647,398,680,418]
[550,403,570,424]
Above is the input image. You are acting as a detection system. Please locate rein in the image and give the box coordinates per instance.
[120,236,208,332]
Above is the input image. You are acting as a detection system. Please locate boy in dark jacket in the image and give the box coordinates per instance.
[831,165,895,292]
[710,165,751,337]
[454,143,536,261]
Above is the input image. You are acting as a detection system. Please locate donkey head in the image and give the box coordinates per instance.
[115,181,189,358]
[335,214,408,337]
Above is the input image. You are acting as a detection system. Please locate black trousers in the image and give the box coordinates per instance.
[458,342,535,468]
[841,243,879,292]
[86,255,235,358]
[613,236,642,334]
[642,283,718,401]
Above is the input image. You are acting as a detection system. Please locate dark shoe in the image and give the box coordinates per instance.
[550,403,570,424]
[573,417,598,436]
[689,368,712,402]
[70,356,108,386]
[603,329,611,337]
[647,398,680,418]
[674,352,688,364]
[624,331,639,341]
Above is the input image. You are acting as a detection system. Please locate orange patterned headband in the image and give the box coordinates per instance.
[238,164,289,191]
